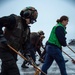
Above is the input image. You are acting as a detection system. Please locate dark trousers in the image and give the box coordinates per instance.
[36,48,41,57]
[40,45,67,75]
[41,49,46,59]
[29,48,36,62]
[0,48,20,75]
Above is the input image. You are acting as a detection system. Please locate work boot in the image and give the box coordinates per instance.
[21,60,29,68]
[21,64,29,68]
[65,60,69,63]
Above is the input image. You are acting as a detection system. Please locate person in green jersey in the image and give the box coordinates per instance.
[40,15,69,75]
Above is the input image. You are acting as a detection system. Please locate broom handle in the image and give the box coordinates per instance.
[29,57,46,75]
[7,44,46,75]
[67,45,75,54]
[7,44,28,61]
[62,50,74,60]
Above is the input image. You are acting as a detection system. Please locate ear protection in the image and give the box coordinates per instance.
[23,10,31,18]
[20,10,31,18]
[20,9,34,19]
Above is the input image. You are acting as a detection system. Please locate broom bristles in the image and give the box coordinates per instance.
[34,69,40,75]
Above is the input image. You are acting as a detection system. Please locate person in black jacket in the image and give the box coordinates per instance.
[40,15,69,75]
[21,31,45,68]
[0,6,38,75]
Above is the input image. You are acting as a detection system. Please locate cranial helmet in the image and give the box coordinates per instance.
[20,6,38,24]
[38,30,45,35]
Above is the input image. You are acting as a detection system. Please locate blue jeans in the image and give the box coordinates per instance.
[40,45,67,75]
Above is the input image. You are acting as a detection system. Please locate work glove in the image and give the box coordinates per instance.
[0,34,8,47]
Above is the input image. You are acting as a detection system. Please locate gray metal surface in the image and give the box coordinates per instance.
[0,46,75,75]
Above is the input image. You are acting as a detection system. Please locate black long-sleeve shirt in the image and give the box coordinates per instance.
[0,14,31,50]
[0,15,16,43]
[0,14,16,34]
[55,26,67,46]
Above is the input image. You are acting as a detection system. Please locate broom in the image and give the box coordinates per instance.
[67,45,75,54]
[7,44,46,75]
[62,50,75,64]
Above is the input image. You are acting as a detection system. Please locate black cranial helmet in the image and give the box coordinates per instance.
[20,6,38,24]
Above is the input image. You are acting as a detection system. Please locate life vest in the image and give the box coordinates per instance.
[48,23,66,48]
[4,14,30,51]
